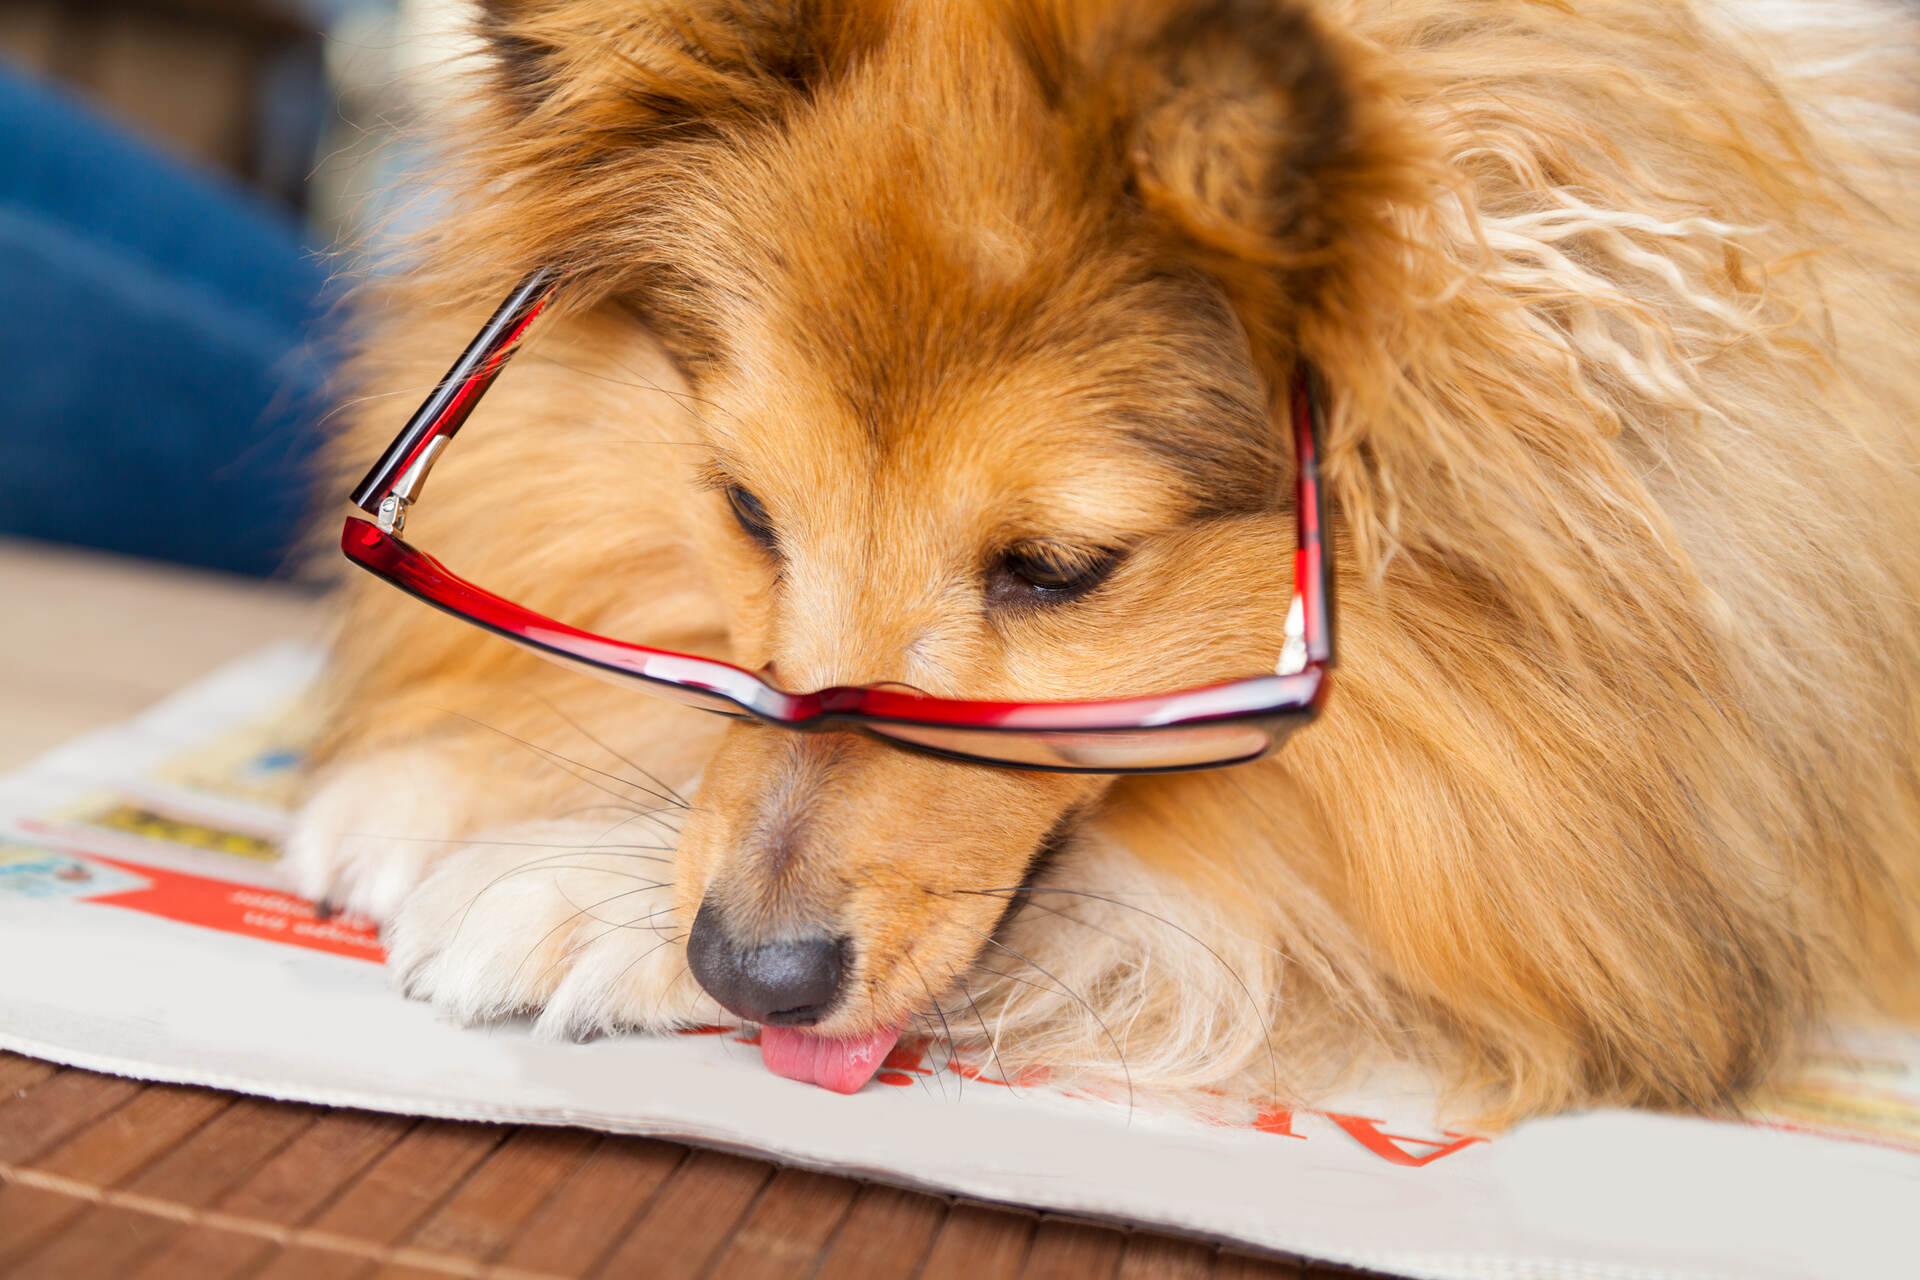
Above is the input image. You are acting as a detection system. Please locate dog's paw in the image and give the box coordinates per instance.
[283,749,470,921]
[383,822,726,1039]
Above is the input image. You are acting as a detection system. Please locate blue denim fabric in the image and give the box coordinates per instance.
[0,69,334,576]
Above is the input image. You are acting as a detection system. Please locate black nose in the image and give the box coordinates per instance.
[685,900,848,1026]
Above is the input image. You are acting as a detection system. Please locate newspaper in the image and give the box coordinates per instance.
[0,644,1913,1280]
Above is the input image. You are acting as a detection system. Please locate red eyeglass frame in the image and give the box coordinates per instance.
[341,269,1334,773]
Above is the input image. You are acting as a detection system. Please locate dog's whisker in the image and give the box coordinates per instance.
[968,891,1119,943]
[956,925,1135,1120]
[547,801,674,824]
[573,899,680,937]
[944,962,1024,1096]
[903,950,956,1102]
[895,1016,945,1102]
[513,883,674,991]
[968,962,1070,1001]
[443,851,668,948]
[605,930,689,997]
[662,955,701,1012]
[441,712,686,838]
[581,808,686,856]
[465,853,670,884]
[550,889,676,951]
[518,347,748,432]
[958,884,1280,1099]
[528,691,693,811]
[611,357,751,430]
[537,921,689,1042]
[341,833,673,861]
[498,863,670,888]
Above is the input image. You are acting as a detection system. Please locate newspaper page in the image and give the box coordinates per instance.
[0,645,1913,1280]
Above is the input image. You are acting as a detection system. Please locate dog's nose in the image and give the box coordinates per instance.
[686,900,847,1026]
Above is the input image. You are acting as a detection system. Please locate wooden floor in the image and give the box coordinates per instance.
[0,1053,1366,1280]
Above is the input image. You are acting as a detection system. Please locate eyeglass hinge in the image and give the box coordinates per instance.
[375,436,451,535]
[1276,595,1307,676]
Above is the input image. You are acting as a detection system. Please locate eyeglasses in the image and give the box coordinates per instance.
[342,269,1334,773]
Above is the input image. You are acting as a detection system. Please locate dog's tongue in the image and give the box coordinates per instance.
[758,1024,902,1094]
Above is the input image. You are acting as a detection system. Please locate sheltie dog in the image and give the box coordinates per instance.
[293,0,1920,1121]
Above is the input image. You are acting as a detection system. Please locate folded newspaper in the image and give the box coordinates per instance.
[1,645,1913,1279]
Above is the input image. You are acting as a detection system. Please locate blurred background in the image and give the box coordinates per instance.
[0,0,471,270]
[0,0,472,576]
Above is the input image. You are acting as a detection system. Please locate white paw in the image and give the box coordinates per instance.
[283,749,468,921]
[383,821,727,1039]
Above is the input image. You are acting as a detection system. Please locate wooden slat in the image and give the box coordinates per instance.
[808,1184,949,1279]
[0,1052,59,1101]
[0,1069,141,1165]
[705,1167,862,1280]
[587,1149,772,1277]
[1021,1219,1126,1280]
[6,1096,316,1280]
[248,1119,510,1279]
[1118,1232,1216,1280]
[1216,1250,1307,1279]
[920,1203,1039,1280]
[241,1242,366,1279]
[492,1137,686,1276]
[370,1126,602,1277]
[122,1094,315,1204]
[127,1108,415,1279]
[0,1083,232,1264]
[21,1084,230,1182]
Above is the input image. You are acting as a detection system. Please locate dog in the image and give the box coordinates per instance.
[292,0,1920,1122]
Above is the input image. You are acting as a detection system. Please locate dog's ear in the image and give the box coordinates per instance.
[1009,0,1424,332]
[473,0,888,136]
[434,1,893,291]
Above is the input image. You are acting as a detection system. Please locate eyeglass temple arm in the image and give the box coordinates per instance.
[1278,367,1336,676]
[349,267,562,532]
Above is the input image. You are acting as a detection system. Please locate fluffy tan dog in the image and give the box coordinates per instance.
[294,0,1920,1120]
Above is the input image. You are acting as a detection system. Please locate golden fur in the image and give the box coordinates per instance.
[298,0,1920,1122]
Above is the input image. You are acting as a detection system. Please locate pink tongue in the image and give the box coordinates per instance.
[758,1024,903,1094]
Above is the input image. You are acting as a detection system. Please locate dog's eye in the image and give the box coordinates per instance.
[726,485,777,551]
[988,545,1122,606]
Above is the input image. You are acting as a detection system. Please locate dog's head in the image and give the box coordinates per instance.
[448,0,1421,1069]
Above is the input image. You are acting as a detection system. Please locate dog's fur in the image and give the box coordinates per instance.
[295,0,1920,1122]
